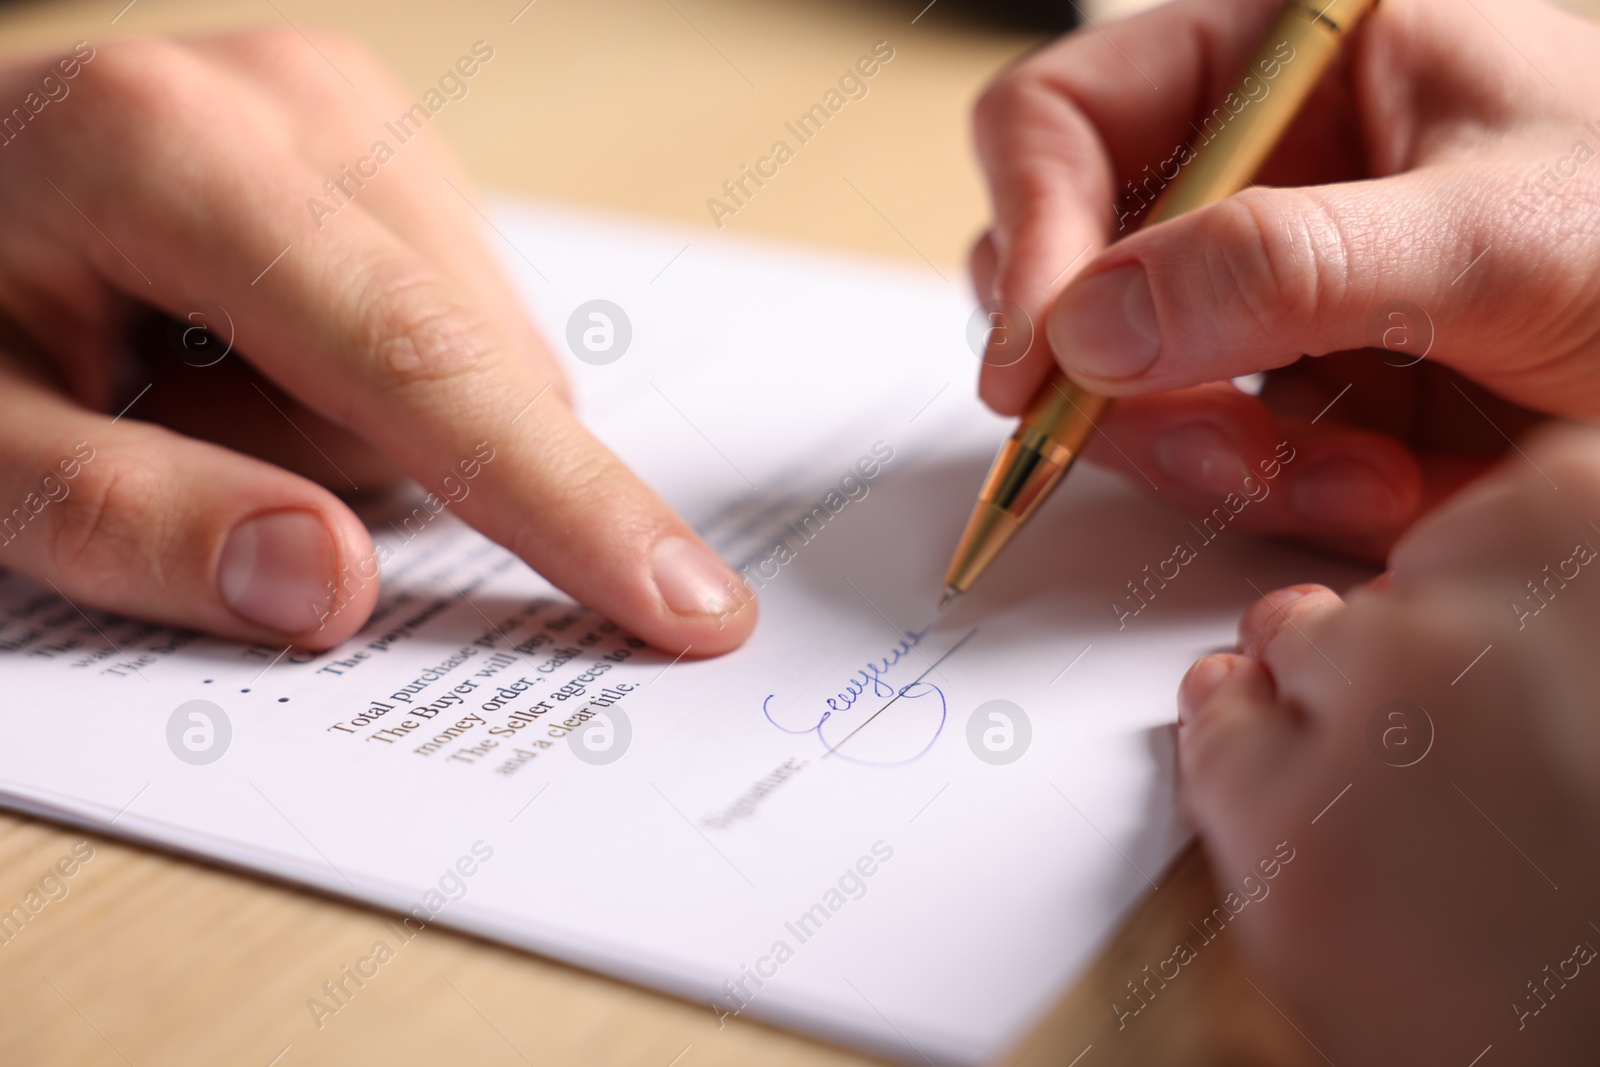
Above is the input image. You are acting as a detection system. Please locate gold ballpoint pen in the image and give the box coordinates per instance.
[941,0,1378,607]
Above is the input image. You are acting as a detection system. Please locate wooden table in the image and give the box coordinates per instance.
[0,0,1593,1064]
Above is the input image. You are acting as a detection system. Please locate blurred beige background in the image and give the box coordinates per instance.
[0,0,1043,266]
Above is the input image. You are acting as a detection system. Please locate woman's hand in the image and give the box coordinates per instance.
[1177,424,1600,1062]
[971,0,1600,560]
[0,31,755,653]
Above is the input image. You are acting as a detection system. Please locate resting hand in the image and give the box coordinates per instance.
[1177,425,1600,1062]
[0,32,754,653]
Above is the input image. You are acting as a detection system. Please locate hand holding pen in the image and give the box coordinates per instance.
[966,0,1600,568]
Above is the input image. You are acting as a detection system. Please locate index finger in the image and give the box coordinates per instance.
[43,42,756,654]
[972,0,1286,414]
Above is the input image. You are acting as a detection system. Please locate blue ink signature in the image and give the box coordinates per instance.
[761,627,946,765]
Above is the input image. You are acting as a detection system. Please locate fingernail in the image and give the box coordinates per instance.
[1291,459,1401,529]
[1156,423,1248,493]
[218,510,336,633]
[1178,655,1235,727]
[652,536,742,618]
[1048,263,1161,380]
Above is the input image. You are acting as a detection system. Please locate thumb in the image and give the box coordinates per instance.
[0,367,378,650]
[1044,164,1600,415]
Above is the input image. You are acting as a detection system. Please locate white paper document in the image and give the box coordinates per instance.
[0,201,1365,1065]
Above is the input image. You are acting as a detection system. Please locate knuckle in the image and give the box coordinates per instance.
[1260,607,1336,681]
[1242,586,1325,658]
[47,460,155,592]
[1201,190,1346,343]
[74,39,204,118]
[506,451,635,559]
[354,267,499,392]
[65,41,226,164]
[973,73,1029,134]
[543,438,632,516]
[527,431,650,535]
[972,70,1062,168]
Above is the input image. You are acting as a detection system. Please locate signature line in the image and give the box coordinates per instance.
[821,628,977,759]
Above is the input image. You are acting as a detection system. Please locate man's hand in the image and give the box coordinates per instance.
[1176,425,1600,1062]
[0,31,755,653]
[971,0,1600,560]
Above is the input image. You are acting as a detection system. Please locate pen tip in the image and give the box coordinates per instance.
[938,587,960,611]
